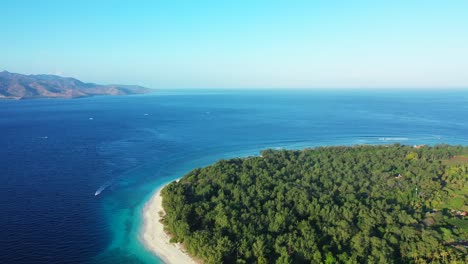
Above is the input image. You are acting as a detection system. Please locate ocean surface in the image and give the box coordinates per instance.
[1,89,468,263]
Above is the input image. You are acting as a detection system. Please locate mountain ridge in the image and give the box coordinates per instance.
[0,71,154,99]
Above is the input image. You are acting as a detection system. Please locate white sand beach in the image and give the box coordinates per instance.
[141,183,197,264]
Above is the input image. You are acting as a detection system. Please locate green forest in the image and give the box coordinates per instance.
[161,144,468,263]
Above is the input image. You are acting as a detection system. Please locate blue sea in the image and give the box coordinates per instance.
[1,90,468,263]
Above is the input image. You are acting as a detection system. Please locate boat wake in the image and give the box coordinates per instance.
[95,180,113,196]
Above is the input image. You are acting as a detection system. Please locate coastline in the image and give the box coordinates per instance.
[140,181,197,264]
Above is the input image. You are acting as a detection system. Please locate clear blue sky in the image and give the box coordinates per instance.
[2,0,467,89]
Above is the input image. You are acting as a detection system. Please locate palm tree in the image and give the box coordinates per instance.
[252,239,267,264]
[440,250,448,263]
[432,251,441,263]
[416,258,427,264]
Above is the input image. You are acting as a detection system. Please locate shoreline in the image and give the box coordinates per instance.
[140,181,197,264]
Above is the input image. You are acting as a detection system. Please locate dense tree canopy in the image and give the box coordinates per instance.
[161,144,468,263]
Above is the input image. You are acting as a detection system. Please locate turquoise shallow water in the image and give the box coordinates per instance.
[1,90,468,263]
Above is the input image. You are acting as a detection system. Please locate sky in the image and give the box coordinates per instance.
[1,0,468,89]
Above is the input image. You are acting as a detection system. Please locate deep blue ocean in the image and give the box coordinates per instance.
[1,90,468,263]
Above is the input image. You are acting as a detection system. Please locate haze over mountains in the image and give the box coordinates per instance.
[0,71,153,99]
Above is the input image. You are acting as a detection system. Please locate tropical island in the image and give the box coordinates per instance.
[144,144,468,263]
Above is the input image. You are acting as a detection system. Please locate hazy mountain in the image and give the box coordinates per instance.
[0,71,154,99]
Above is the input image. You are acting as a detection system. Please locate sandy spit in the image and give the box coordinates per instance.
[141,183,197,264]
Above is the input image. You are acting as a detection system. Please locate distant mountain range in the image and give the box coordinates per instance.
[0,71,154,99]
